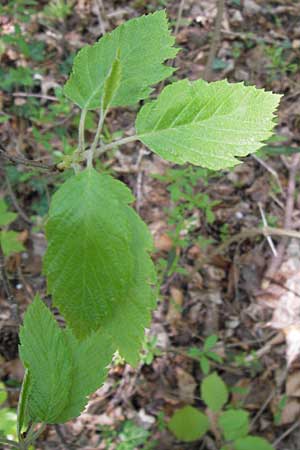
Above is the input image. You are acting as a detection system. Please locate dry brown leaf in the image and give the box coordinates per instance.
[166,287,184,328]
[286,371,300,397]
[175,367,197,404]
[257,240,300,366]
[154,233,173,252]
[280,399,300,425]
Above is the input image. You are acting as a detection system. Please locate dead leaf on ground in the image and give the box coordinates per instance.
[286,371,300,397]
[175,367,197,404]
[257,240,300,366]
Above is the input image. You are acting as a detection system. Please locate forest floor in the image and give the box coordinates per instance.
[1,0,300,449]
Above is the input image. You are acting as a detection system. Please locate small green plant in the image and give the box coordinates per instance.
[233,351,263,377]
[0,199,25,257]
[187,335,223,374]
[0,10,281,449]
[168,372,274,449]
[0,382,18,442]
[43,0,72,21]
[264,43,297,80]
[140,335,162,365]
[273,395,287,426]
[100,419,156,450]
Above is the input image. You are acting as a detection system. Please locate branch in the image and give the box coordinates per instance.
[0,247,21,324]
[0,144,58,171]
[190,225,300,278]
[263,153,300,287]
[94,134,139,156]
[203,0,225,81]
[5,171,32,225]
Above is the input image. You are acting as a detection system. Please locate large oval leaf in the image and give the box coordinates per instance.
[136,79,281,170]
[64,11,177,109]
[44,168,156,365]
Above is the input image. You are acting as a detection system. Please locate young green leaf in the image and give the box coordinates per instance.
[234,436,274,450]
[44,168,156,365]
[200,356,210,375]
[0,231,24,256]
[101,50,121,113]
[0,199,17,227]
[0,382,7,405]
[201,372,228,412]
[55,329,114,423]
[136,79,281,170]
[218,410,249,441]
[206,351,223,363]
[203,335,218,351]
[168,406,210,442]
[64,11,178,110]
[17,370,30,438]
[19,296,73,423]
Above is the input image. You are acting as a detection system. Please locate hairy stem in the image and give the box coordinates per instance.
[87,110,106,168]
[0,438,20,448]
[203,0,225,81]
[23,423,46,448]
[78,108,88,153]
[95,134,139,156]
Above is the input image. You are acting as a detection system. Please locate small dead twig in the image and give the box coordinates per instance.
[273,419,300,448]
[12,92,58,102]
[174,0,185,36]
[263,153,300,287]
[190,226,300,279]
[0,144,58,172]
[55,425,73,450]
[94,0,107,36]
[250,390,276,430]
[0,248,21,325]
[5,172,32,225]
[251,154,284,195]
[203,0,225,81]
[258,202,277,257]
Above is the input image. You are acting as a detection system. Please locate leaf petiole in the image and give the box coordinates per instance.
[95,134,139,156]
[0,437,20,449]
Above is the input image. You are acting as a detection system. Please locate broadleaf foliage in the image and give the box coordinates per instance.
[136,79,281,169]
[234,436,274,450]
[19,297,114,424]
[19,296,73,424]
[55,329,114,423]
[201,372,228,412]
[44,168,156,365]
[168,406,210,442]
[64,10,177,110]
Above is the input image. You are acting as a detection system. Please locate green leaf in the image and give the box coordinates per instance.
[0,408,17,440]
[207,351,223,363]
[64,11,177,110]
[101,50,121,113]
[234,436,274,450]
[218,410,249,441]
[0,231,24,256]
[168,406,209,442]
[19,296,73,423]
[55,328,114,423]
[44,168,156,365]
[17,370,30,437]
[0,382,7,405]
[0,199,17,227]
[201,372,228,412]
[200,356,210,375]
[136,79,281,170]
[203,335,218,351]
